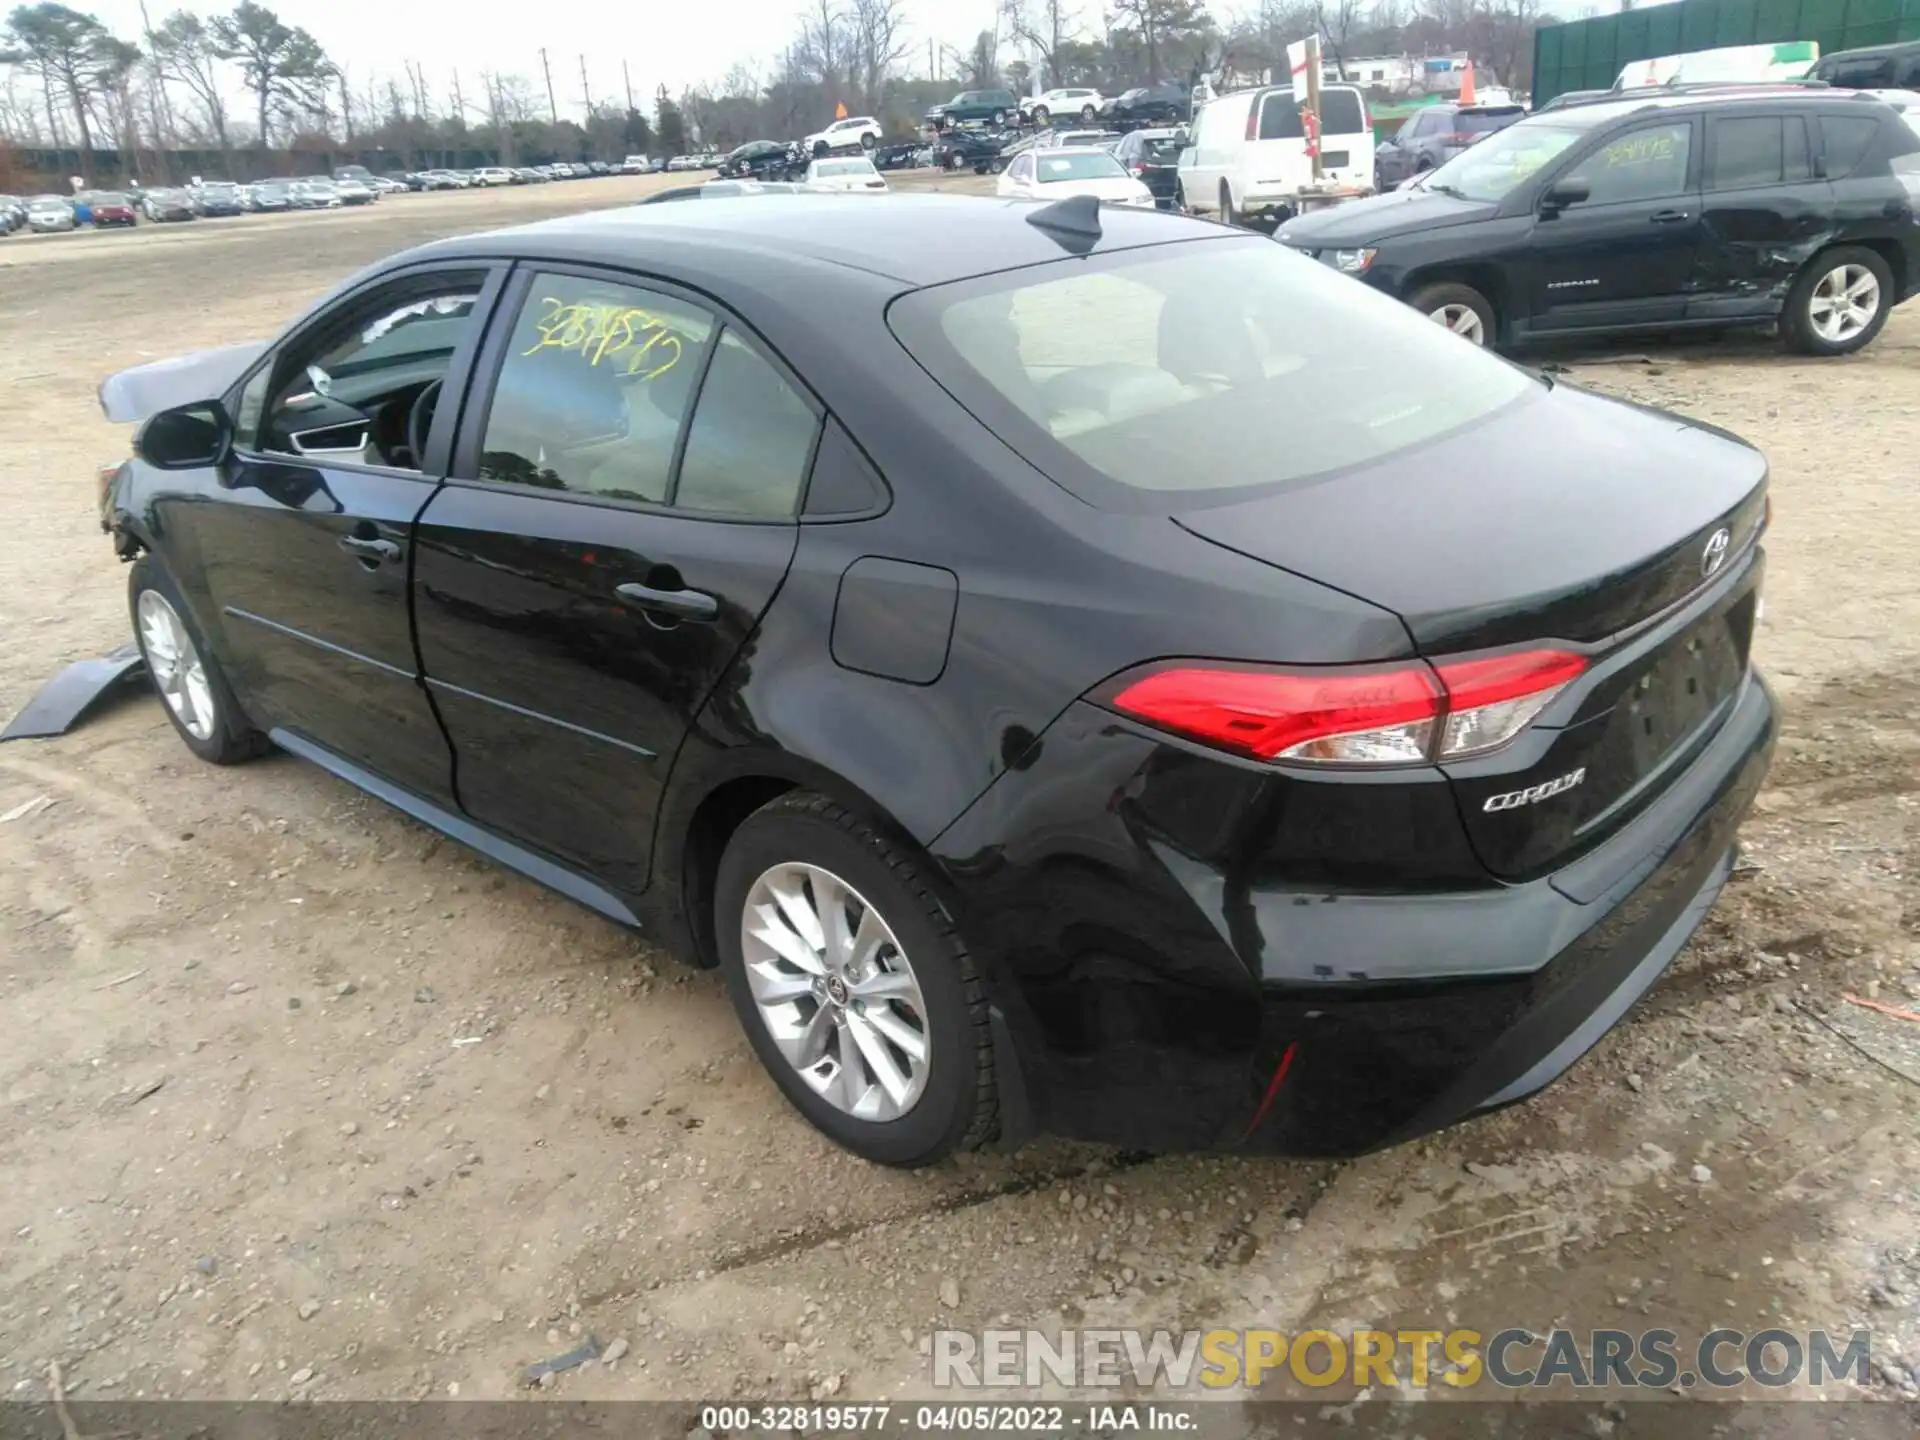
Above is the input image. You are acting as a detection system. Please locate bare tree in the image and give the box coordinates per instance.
[850,0,908,111]
[1000,0,1078,87]
[1314,0,1361,77]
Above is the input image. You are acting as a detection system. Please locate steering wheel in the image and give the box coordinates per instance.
[406,379,443,466]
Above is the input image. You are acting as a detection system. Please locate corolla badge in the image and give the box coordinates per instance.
[1483,768,1586,813]
[1701,526,1732,578]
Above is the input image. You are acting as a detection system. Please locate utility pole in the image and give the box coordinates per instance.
[450,70,465,122]
[578,54,592,119]
[929,38,936,80]
[539,48,558,123]
[622,60,636,115]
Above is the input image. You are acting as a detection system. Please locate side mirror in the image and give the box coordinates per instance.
[1541,179,1590,213]
[134,401,231,470]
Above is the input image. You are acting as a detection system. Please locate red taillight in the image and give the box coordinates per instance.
[1245,105,1259,141]
[1128,159,1145,174]
[1105,648,1587,768]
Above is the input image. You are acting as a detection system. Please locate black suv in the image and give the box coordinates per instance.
[925,89,1019,131]
[1278,89,1920,356]
[1099,83,1192,127]
[718,140,800,181]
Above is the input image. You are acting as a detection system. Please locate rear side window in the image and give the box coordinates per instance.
[1820,115,1882,176]
[888,240,1533,511]
[674,330,820,519]
[1707,117,1784,189]
[477,273,714,503]
[1257,92,1304,140]
[1320,89,1365,135]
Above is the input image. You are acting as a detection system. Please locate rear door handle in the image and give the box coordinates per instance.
[1648,209,1691,224]
[616,581,719,622]
[339,535,401,562]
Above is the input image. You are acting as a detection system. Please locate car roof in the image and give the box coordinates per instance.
[1535,86,1893,127]
[419,192,1223,287]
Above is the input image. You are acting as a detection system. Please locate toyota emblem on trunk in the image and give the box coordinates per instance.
[1701,527,1732,578]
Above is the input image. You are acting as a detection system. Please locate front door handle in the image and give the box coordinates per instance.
[1648,209,1691,224]
[616,581,719,622]
[339,535,402,562]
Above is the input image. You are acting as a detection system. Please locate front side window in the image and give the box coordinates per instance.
[478,273,714,503]
[889,239,1533,510]
[251,277,485,470]
[1562,121,1693,205]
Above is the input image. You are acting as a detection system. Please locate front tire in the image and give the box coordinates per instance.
[1409,281,1496,348]
[716,792,997,1168]
[1783,246,1892,356]
[991,109,1007,125]
[1220,181,1242,227]
[129,556,267,765]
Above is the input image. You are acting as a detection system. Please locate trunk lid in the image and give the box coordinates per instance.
[1175,384,1768,880]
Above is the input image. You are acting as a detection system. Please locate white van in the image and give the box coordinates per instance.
[1178,84,1373,224]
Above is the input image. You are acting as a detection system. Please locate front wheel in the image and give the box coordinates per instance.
[1409,281,1496,347]
[1783,246,1892,356]
[1220,182,1242,227]
[129,556,268,765]
[716,792,998,1168]
[991,110,1007,125]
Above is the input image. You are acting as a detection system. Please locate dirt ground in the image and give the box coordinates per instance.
[2,173,1918,1420]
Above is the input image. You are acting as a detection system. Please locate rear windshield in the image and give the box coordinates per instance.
[1139,137,1184,162]
[1456,107,1524,134]
[1036,151,1125,180]
[888,239,1534,511]
[816,159,875,176]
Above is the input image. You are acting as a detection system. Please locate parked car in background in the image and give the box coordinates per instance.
[25,194,75,231]
[804,115,883,155]
[420,169,467,189]
[289,179,341,209]
[249,181,293,211]
[333,164,377,186]
[1276,89,1920,355]
[87,191,138,227]
[0,195,26,233]
[100,193,1776,1170]
[620,155,650,174]
[934,127,1013,173]
[997,146,1156,206]
[1806,38,1920,90]
[872,141,928,170]
[1021,88,1105,125]
[471,166,516,187]
[1180,83,1374,224]
[926,88,1020,130]
[1112,127,1185,207]
[805,155,888,191]
[1099,83,1193,127]
[719,140,799,180]
[1374,102,1528,189]
[333,176,377,204]
[140,187,197,222]
[191,181,247,216]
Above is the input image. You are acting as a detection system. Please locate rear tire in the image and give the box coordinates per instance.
[1079,104,1096,121]
[1782,245,1892,356]
[1409,281,1495,348]
[860,132,875,150]
[1220,181,1242,227]
[991,109,1007,125]
[128,556,268,766]
[716,792,997,1168]
[1033,106,1050,125]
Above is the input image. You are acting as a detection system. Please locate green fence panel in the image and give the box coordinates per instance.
[1533,0,1920,103]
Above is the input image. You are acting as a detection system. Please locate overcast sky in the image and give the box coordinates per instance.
[83,0,1009,121]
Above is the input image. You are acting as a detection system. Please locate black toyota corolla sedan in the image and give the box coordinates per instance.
[97,194,1774,1167]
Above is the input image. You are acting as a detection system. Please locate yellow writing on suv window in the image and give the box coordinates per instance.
[1602,132,1677,168]
[521,296,686,379]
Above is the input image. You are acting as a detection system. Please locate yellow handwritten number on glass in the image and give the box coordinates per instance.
[522,297,685,379]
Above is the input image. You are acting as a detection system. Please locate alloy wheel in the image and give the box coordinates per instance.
[1808,263,1880,345]
[741,861,931,1122]
[137,589,217,741]
[1430,303,1486,345]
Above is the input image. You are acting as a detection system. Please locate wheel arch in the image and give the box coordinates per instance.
[1804,236,1906,300]
[1402,263,1511,338]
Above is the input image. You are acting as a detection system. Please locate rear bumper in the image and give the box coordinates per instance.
[935,672,1775,1157]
